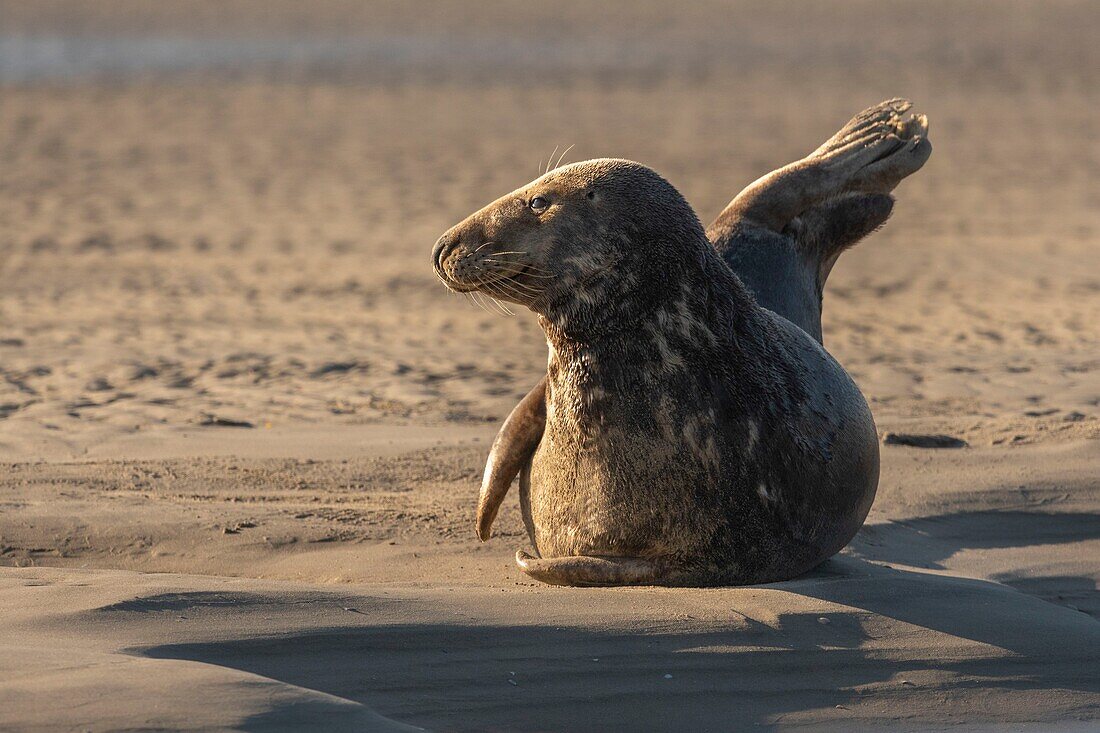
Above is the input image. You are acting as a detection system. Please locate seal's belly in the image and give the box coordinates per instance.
[527,429,705,559]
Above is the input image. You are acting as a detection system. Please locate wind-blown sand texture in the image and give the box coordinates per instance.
[0,1,1098,730]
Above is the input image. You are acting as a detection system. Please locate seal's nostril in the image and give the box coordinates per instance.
[432,233,455,271]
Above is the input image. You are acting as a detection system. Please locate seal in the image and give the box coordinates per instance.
[474,101,930,550]
[433,99,930,585]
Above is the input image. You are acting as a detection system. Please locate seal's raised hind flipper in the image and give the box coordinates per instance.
[709,99,926,235]
[515,550,667,586]
[476,376,546,540]
[708,99,930,340]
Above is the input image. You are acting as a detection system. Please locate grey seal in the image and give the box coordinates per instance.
[433,99,930,585]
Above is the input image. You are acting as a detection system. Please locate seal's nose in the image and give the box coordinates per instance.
[432,231,457,272]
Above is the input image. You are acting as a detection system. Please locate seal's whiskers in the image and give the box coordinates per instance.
[545,146,559,175]
[488,283,530,312]
[487,295,515,316]
[467,290,495,316]
[468,274,518,316]
[479,285,516,316]
[483,272,543,297]
[483,259,556,279]
[553,144,575,171]
[486,277,539,304]
[489,295,516,316]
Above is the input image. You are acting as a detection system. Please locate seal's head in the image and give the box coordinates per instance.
[433,159,708,334]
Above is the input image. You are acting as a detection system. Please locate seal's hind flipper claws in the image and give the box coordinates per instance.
[515,550,667,587]
[810,98,913,158]
[477,377,547,541]
[848,133,932,195]
[821,109,930,194]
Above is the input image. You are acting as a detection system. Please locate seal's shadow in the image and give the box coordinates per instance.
[132,486,1100,731]
[845,504,1100,619]
[137,553,1100,732]
[850,509,1100,569]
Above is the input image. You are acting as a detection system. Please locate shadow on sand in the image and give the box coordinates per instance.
[135,505,1100,732]
[850,508,1100,618]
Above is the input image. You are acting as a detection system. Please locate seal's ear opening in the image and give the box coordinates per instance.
[586,190,596,201]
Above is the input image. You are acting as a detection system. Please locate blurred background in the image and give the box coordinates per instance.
[1,1,1097,456]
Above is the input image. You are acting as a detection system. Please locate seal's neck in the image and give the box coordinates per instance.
[539,244,758,392]
[536,292,662,348]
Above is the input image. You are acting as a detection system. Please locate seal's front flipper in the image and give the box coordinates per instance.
[477,376,547,541]
[515,550,666,587]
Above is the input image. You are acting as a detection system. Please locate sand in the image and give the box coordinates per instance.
[0,1,1097,730]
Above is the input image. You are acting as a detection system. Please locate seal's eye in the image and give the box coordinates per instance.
[529,196,550,214]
